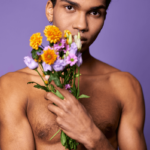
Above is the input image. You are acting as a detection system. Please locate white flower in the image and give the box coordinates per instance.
[76,39,82,51]
[44,75,50,81]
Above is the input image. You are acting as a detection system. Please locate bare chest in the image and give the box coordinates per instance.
[27,76,121,146]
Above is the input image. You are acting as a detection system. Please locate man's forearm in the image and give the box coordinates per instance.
[83,125,116,150]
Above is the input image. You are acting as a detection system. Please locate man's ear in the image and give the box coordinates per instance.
[45,0,53,22]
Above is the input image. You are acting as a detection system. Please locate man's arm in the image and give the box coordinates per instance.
[117,72,147,150]
[0,73,35,150]
[82,72,147,150]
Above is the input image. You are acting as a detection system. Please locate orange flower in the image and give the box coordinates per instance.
[44,25,62,43]
[41,48,57,65]
[64,30,71,38]
[29,33,43,50]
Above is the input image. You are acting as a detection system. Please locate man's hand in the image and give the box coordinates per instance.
[45,82,100,148]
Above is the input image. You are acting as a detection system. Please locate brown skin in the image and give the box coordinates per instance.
[0,0,147,149]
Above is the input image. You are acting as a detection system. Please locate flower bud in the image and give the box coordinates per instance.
[76,39,82,51]
[78,32,81,39]
[44,80,48,85]
[65,50,70,57]
[74,35,78,43]
[68,34,72,45]
[66,33,69,39]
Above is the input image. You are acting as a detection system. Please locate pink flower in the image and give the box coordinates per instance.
[54,38,66,51]
[65,84,71,90]
[66,53,78,66]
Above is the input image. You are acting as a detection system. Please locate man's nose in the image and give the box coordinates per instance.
[72,12,89,32]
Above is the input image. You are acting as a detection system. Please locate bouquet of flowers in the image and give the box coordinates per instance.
[24,25,90,150]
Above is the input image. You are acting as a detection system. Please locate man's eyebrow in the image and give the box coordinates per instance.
[60,0,80,7]
[60,0,106,10]
[90,5,106,10]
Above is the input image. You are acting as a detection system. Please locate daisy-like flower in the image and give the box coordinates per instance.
[44,25,62,43]
[66,53,78,66]
[54,38,66,51]
[29,33,43,50]
[41,48,57,65]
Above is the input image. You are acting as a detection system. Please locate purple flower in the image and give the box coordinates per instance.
[56,51,60,59]
[24,56,38,70]
[54,38,66,51]
[63,44,70,53]
[52,59,67,71]
[66,53,78,66]
[42,62,53,72]
[76,52,83,67]
[69,42,78,55]
[65,84,71,90]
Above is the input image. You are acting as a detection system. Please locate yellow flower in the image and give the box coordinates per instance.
[44,25,62,43]
[30,33,43,50]
[64,30,71,38]
[44,80,48,85]
[41,48,57,65]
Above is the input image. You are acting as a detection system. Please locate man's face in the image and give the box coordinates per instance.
[53,0,107,52]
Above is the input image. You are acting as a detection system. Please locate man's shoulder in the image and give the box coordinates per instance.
[1,68,30,87]
[107,71,143,108]
[0,68,34,104]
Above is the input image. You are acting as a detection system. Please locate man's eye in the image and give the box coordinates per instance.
[65,5,74,11]
[91,11,100,16]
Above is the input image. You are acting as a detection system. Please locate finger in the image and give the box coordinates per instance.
[48,104,65,117]
[45,92,65,109]
[53,84,74,102]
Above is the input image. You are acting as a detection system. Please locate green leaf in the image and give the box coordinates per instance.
[55,90,64,100]
[31,47,43,59]
[61,131,67,146]
[48,73,63,88]
[27,81,50,92]
[27,81,41,85]
[78,94,90,99]
[43,70,52,75]
[34,85,50,92]
[31,50,38,59]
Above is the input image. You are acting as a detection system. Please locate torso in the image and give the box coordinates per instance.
[6,59,122,150]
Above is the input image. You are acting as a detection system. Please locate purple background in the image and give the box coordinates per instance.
[0,0,150,148]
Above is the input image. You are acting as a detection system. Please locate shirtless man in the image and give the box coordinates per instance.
[0,0,147,149]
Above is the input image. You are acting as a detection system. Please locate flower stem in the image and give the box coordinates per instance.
[77,66,80,99]
[49,128,61,141]
[35,69,50,90]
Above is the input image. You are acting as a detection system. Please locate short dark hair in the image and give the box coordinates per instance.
[51,0,111,10]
